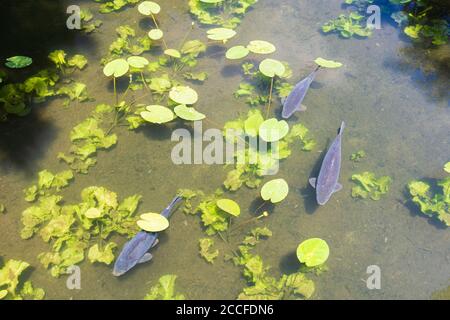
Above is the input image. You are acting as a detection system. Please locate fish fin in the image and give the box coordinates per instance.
[333,183,343,193]
[151,239,159,248]
[296,104,307,112]
[309,178,317,188]
[138,253,153,264]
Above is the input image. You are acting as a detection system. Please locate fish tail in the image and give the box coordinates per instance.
[168,195,183,209]
[338,121,345,135]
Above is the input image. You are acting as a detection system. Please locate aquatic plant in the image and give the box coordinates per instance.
[188,0,258,29]
[314,57,343,69]
[350,150,366,162]
[20,186,142,277]
[80,8,103,33]
[144,274,186,300]
[0,259,45,300]
[0,204,5,214]
[174,105,206,121]
[260,178,289,204]
[5,56,33,69]
[322,12,373,38]
[141,105,175,124]
[407,165,450,226]
[351,171,392,200]
[137,212,170,232]
[199,238,219,263]
[23,169,74,202]
[97,0,140,13]
[296,238,330,267]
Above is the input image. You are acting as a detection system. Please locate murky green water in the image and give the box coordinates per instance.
[0,0,449,299]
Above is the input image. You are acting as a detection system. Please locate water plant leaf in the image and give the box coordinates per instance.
[127,56,149,69]
[314,57,343,68]
[183,72,208,82]
[199,238,219,263]
[67,54,88,70]
[247,40,276,54]
[244,110,264,137]
[5,56,33,69]
[351,172,392,200]
[141,105,175,124]
[138,1,161,15]
[164,49,181,58]
[48,50,66,68]
[261,178,289,203]
[138,213,170,232]
[444,162,450,173]
[174,105,205,121]
[85,207,102,219]
[206,28,237,41]
[88,242,117,265]
[200,0,223,3]
[296,238,330,267]
[259,118,289,142]
[226,46,250,60]
[103,59,130,77]
[144,274,185,300]
[169,86,198,105]
[350,150,366,162]
[216,199,241,216]
[148,29,164,40]
[259,59,285,78]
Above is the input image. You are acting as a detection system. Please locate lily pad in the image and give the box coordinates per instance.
[296,238,330,267]
[148,29,164,40]
[5,56,33,69]
[217,199,240,216]
[244,111,264,137]
[138,1,161,15]
[103,59,129,77]
[127,56,149,69]
[259,118,289,142]
[206,28,236,41]
[174,105,205,121]
[141,105,175,124]
[164,49,181,58]
[85,207,102,219]
[247,40,276,54]
[169,86,198,105]
[261,178,289,203]
[138,213,169,232]
[225,46,249,60]
[314,57,343,68]
[259,59,285,78]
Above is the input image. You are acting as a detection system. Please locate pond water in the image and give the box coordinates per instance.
[0,0,449,300]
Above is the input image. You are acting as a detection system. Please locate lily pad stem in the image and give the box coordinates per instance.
[265,77,274,118]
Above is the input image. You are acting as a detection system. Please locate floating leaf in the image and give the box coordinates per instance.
[225,46,249,60]
[138,1,161,15]
[84,207,102,219]
[103,59,129,77]
[88,242,117,265]
[138,213,169,232]
[127,56,149,69]
[200,0,223,3]
[261,178,289,203]
[259,118,289,142]
[144,274,185,300]
[141,105,175,124]
[259,59,285,78]
[174,105,205,121]
[169,86,198,105]
[296,238,330,267]
[5,56,33,69]
[244,111,264,137]
[164,49,181,58]
[216,199,240,216]
[206,28,236,41]
[314,57,343,68]
[247,40,276,54]
[67,55,88,70]
[444,162,450,173]
[148,29,164,40]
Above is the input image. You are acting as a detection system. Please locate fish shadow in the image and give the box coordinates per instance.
[279,251,301,275]
[249,198,275,217]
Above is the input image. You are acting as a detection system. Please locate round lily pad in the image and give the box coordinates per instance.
[85,207,102,219]
[138,213,169,232]
[259,58,286,78]
[141,105,174,124]
[247,40,276,54]
[296,238,330,267]
[103,59,130,77]
[217,199,240,216]
[5,56,33,69]
[138,1,161,15]
[314,57,343,68]
[206,28,236,41]
[169,86,198,105]
[261,178,289,203]
[127,56,149,69]
[259,118,289,142]
[244,112,264,137]
[174,105,205,121]
[200,0,223,3]
[164,49,181,58]
[225,46,249,60]
[148,29,164,40]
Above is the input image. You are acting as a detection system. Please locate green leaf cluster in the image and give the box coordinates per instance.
[0,259,45,300]
[351,171,392,200]
[199,238,219,263]
[322,12,373,38]
[103,25,152,63]
[80,8,103,33]
[96,0,140,13]
[350,150,366,162]
[24,169,74,202]
[144,274,186,300]
[21,186,142,277]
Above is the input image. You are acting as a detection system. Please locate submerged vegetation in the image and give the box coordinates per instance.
[351,171,392,200]
[144,274,185,300]
[0,259,45,300]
